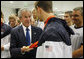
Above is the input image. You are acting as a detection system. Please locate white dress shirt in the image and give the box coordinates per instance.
[21,24,32,43]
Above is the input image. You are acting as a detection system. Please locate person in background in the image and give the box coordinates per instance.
[64,11,73,26]
[8,14,17,28]
[32,8,44,29]
[32,8,39,27]
[71,7,83,58]
[10,8,42,58]
[1,11,12,58]
[37,18,44,29]
[34,1,74,58]
[31,16,36,26]
[16,17,21,26]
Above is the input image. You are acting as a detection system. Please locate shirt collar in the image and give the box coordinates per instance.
[74,26,83,29]
[21,23,31,31]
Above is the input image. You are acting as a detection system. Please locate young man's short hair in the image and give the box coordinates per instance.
[65,11,72,18]
[35,1,53,13]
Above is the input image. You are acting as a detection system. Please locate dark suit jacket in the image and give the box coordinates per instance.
[10,25,42,58]
[1,23,12,38]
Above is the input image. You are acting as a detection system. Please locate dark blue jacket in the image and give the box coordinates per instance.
[38,17,74,46]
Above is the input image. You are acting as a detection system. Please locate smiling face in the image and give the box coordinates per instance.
[9,18,16,27]
[72,10,83,26]
[20,11,31,27]
[64,13,71,23]
[32,9,38,20]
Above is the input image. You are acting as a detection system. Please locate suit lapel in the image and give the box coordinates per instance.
[31,26,37,43]
[18,25,37,45]
[19,25,28,46]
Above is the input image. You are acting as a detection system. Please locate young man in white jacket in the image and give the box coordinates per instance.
[34,1,74,58]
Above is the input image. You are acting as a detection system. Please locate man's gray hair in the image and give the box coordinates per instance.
[73,7,83,16]
[18,8,31,18]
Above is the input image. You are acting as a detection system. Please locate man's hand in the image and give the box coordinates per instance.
[21,46,33,53]
[1,46,4,51]
[72,45,83,58]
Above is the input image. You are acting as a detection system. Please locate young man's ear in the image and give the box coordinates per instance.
[37,7,41,14]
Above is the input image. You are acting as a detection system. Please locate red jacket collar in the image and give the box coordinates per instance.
[43,15,56,30]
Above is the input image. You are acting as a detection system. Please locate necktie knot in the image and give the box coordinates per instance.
[26,28,29,31]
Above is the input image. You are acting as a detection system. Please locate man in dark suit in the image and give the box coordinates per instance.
[34,1,74,58]
[10,8,42,58]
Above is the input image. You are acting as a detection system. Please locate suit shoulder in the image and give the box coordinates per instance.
[32,26,42,31]
[4,24,11,29]
[11,25,21,32]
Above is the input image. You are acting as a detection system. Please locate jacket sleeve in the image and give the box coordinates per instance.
[10,29,23,58]
[1,25,12,39]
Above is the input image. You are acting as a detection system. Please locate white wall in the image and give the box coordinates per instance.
[1,1,83,23]
[1,7,16,24]
[53,1,83,12]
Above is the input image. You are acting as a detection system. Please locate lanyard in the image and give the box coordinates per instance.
[43,15,56,30]
[29,41,38,48]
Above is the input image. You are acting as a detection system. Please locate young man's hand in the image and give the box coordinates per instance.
[21,45,33,53]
